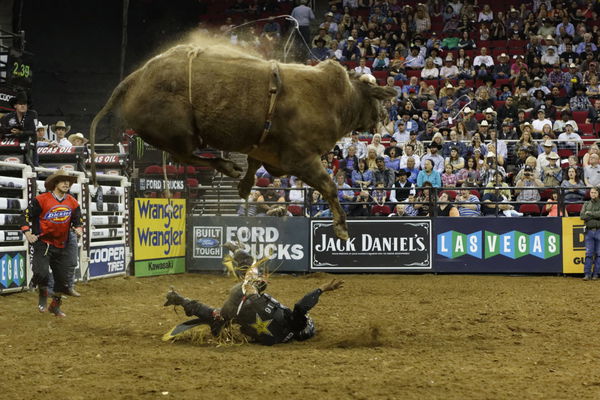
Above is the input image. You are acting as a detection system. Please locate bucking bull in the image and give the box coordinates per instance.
[90,40,396,239]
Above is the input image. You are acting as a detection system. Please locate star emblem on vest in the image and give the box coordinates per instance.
[250,313,273,336]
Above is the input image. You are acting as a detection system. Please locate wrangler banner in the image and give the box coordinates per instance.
[562,217,586,274]
[435,217,562,273]
[133,198,186,276]
[187,216,309,272]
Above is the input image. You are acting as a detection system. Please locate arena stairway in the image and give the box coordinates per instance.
[198,152,247,216]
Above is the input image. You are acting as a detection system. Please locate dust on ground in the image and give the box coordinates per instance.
[1,273,599,400]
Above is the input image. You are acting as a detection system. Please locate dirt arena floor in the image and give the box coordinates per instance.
[2,273,600,400]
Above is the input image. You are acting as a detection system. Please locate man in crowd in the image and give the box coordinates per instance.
[0,92,38,165]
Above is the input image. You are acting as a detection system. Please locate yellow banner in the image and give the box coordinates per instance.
[562,217,586,274]
[134,198,186,261]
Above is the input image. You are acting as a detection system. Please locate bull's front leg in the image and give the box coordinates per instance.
[299,158,349,241]
[238,157,261,200]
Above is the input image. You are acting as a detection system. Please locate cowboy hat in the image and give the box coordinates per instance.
[484,107,496,114]
[9,91,28,108]
[51,121,71,133]
[68,132,88,145]
[35,121,47,131]
[44,169,77,191]
[463,106,474,114]
[546,152,559,160]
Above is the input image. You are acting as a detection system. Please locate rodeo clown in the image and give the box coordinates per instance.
[163,242,343,345]
[19,169,83,317]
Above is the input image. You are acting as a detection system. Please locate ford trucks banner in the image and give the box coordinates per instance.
[134,198,186,277]
[188,216,309,272]
[311,219,432,271]
[435,217,562,273]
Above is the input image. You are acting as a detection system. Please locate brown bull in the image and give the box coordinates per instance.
[90,41,396,239]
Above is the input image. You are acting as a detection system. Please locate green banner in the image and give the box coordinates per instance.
[134,257,185,277]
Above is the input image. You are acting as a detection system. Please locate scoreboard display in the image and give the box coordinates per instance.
[7,48,33,90]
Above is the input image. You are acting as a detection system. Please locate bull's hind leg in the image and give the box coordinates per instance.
[238,157,261,199]
[297,157,349,241]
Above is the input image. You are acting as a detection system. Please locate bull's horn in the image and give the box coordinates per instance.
[359,74,377,85]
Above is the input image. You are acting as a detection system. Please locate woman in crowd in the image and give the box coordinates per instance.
[457,157,480,187]
[514,155,541,182]
[516,127,538,157]
[417,159,441,188]
[339,145,359,181]
[445,146,465,172]
[365,146,379,170]
[545,191,568,217]
[384,146,401,173]
[583,144,600,167]
[421,57,440,79]
[370,133,386,157]
[436,191,460,216]
[561,166,586,203]
[457,57,475,80]
[468,133,487,158]
[351,158,373,189]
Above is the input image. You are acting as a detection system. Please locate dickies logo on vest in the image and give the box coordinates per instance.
[44,205,72,223]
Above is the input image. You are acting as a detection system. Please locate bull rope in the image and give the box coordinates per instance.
[161,151,172,199]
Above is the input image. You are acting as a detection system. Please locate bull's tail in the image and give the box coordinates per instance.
[89,69,140,186]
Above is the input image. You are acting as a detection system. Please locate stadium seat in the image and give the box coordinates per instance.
[540,188,555,201]
[573,111,588,124]
[582,135,597,146]
[256,177,270,187]
[557,149,574,159]
[566,203,583,216]
[287,205,304,216]
[165,165,178,176]
[144,165,163,175]
[406,69,421,78]
[442,190,457,200]
[519,204,541,216]
[469,189,481,199]
[371,205,391,216]
[372,70,388,80]
[579,123,593,134]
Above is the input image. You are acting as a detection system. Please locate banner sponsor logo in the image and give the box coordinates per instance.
[89,245,126,277]
[193,227,223,258]
[44,205,72,223]
[37,147,76,154]
[135,257,186,277]
[188,216,309,272]
[437,230,560,259]
[311,220,431,270]
[137,178,185,191]
[0,252,26,289]
[562,217,586,273]
[134,198,185,260]
[0,139,19,146]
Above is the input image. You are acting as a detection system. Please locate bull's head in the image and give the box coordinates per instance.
[350,73,397,132]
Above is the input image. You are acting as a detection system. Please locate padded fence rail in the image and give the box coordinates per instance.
[0,162,131,293]
[0,162,35,293]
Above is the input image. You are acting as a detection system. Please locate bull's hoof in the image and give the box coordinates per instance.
[217,160,243,179]
[334,222,349,241]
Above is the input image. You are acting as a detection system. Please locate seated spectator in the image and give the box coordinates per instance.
[373,156,395,188]
[553,111,579,134]
[335,172,355,212]
[455,188,481,216]
[584,153,600,187]
[493,53,511,80]
[351,158,373,189]
[456,158,479,187]
[458,31,475,50]
[440,56,459,80]
[515,155,542,183]
[561,166,586,203]
[323,150,339,175]
[557,123,582,151]
[370,133,386,157]
[445,146,465,172]
[473,47,494,77]
[370,181,388,215]
[349,190,371,216]
[421,143,445,173]
[389,170,415,203]
[541,152,562,187]
[417,159,441,188]
[536,139,555,171]
[365,147,378,170]
[343,131,367,159]
[441,164,458,187]
[68,132,88,147]
[50,121,72,148]
[436,191,460,216]
[35,121,49,147]
[484,171,512,199]
[238,189,262,216]
[288,178,306,204]
[515,166,543,204]
[468,133,487,159]
[421,58,439,79]
[531,109,553,135]
[354,57,372,75]
[405,46,425,69]
[480,152,506,186]
[497,84,513,101]
[384,147,401,173]
[257,184,286,215]
[310,190,332,218]
[372,50,390,71]
[482,181,521,217]
[403,156,420,185]
[583,144,600,167]
[544,191,568,217]
[541,46,559,66]
[547,64,566,89]
[569,84,595,121]
[310,38,330,61]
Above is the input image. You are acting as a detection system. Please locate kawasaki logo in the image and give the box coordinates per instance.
[437,230,560,259]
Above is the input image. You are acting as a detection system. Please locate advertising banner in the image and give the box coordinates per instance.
[562,217,586,274]
[0,250,26,291]
[435,217,562,273]
[88,243,127,278]
[311,219,432,271]
[188,216,309,272]
[133,198,186,276]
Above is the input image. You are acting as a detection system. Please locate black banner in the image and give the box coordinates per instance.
[135,178,186,192]
[311,219,432,271]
